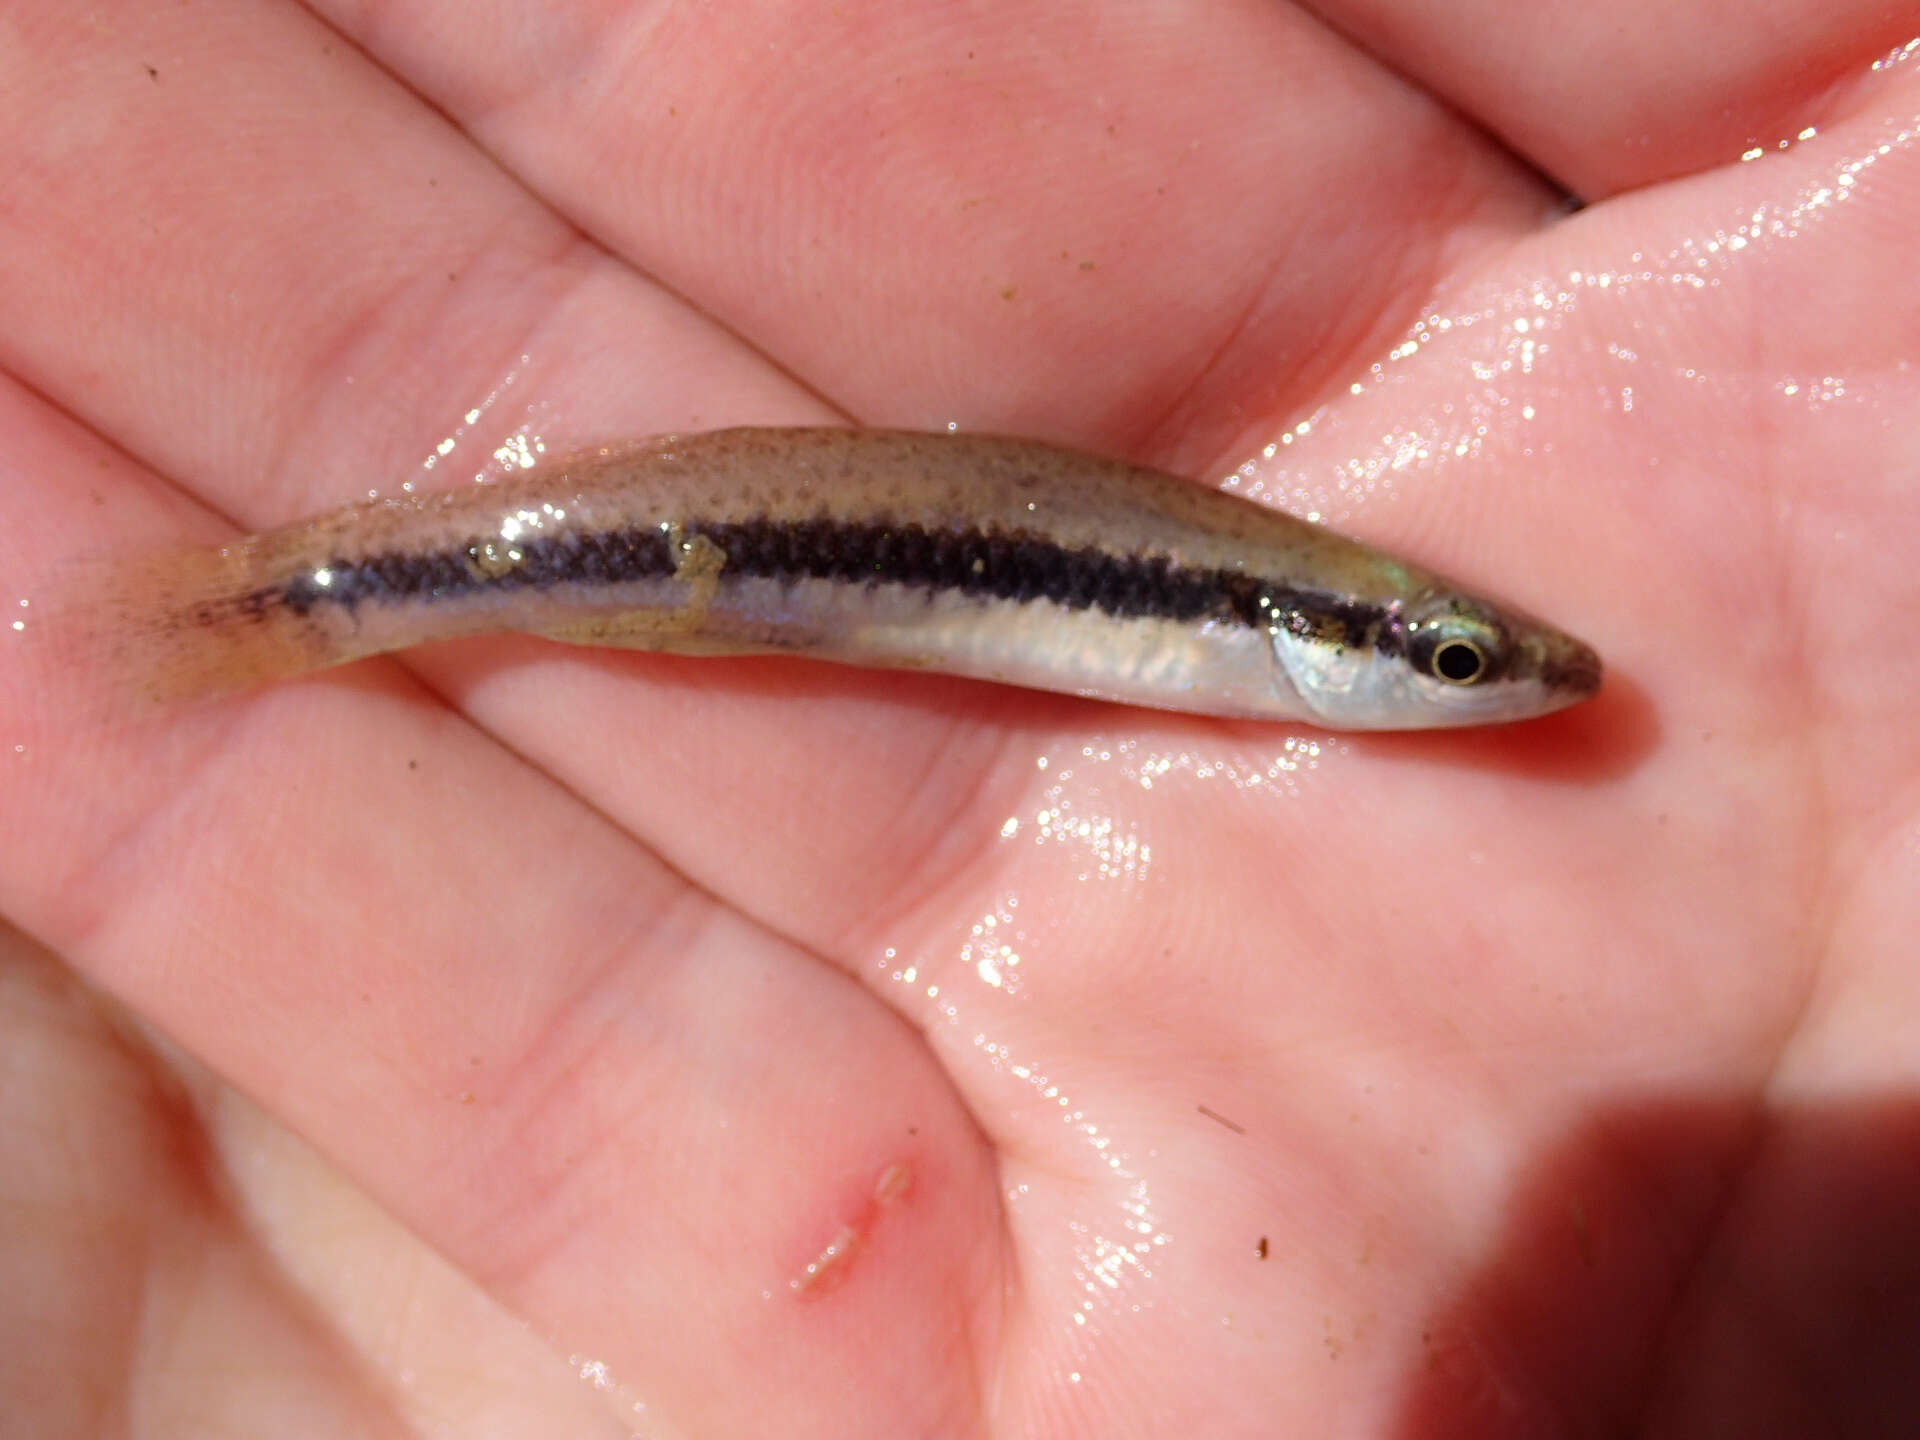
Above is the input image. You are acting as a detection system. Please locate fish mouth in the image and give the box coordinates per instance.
[1540,638,1603,701]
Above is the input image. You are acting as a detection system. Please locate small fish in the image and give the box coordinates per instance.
[71,428,1600,729]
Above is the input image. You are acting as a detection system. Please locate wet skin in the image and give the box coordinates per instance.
[2,4,1918,1438]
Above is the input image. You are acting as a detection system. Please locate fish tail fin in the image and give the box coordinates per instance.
[23,537,337,721]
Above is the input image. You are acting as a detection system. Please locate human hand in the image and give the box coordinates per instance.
[3,3,1917,1436]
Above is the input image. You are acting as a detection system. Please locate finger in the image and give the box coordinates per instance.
[0,4,825,529]
[1302,0,1919,197]
[0,924,413,1436]
[309,0,1557,463]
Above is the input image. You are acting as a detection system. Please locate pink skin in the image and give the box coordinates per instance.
[1,3,1917,1436]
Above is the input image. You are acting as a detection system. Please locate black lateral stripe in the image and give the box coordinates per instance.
[274,515,1398,651]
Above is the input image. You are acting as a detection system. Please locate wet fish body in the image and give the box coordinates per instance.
[96,428,1600,729]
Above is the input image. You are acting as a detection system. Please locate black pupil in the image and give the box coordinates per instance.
[1434,640,1484,683]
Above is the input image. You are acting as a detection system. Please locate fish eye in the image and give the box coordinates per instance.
[1409,612,1504,688]
[1431,637,1487,685]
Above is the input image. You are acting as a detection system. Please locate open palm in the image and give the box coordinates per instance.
[4,3,1918,1436]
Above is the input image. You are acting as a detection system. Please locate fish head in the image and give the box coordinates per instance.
[1266,588,1601,730]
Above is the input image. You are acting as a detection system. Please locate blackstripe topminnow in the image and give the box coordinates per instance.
[69,428,1601,729]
